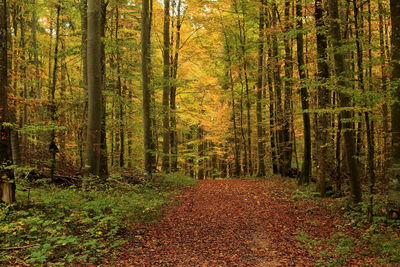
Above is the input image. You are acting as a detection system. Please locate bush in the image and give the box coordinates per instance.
[0,173,195,265]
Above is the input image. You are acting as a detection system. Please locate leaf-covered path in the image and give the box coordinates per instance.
[117,178,375,266]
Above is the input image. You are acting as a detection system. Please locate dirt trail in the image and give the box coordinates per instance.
[117,178,372,266]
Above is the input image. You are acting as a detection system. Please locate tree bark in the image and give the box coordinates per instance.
[353,0,375,216]
[328,0,362,203]
[296,0,311,184]
[256,0,266,177]
[271,1,283,174]
[141,0,155,175]
[388,0,400,213]
[49,5,60,182]
[282,0,293,176]
[0,0,15,203]
[162,0,171,172]
[315,0,330,196]
[170,0,182,173]
[79,0,88,169]
[86,0,103,176]
[99,0,108,179]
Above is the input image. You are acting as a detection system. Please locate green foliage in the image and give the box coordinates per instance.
[362,224,400,264]
[291,188,319,200]
[0,174,195,265]
[295,231,309,243]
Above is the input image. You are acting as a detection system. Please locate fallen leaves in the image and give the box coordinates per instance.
[116,178,382,266]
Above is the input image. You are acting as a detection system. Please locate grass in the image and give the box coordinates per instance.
[0,173,195,265]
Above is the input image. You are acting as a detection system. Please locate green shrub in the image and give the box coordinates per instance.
[0,173,195,265]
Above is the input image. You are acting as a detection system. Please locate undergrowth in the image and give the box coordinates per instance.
[287,177,400,265]
[0,173,195,265]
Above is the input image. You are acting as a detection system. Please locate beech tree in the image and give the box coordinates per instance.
[141,0,155,176]
[0,0,15,203]
[328,0,361,203]
[86,0,103,177]
[389,0,400,215]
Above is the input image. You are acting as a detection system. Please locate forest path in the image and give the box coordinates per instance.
[117,178,371,266]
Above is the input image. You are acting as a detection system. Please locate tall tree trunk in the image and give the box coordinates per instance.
[328,0,362,203]
[315,0,330,196]
[223,31,241,177]
[256,0,266,177]
[170,0,182,173]
[86,0,103,176]
[296,0,311,184]
[49,5,61,182]
[0,0,15,203]
[115,8,124,168]
[238,6,253,176]
[31,0,40,98]
[271,1,283,174]
[388,0,400,215]
[198,126,205,180]
[141,0,155,176]
[282,0,293,176]
[162,0,171,172]
[80,0,88,169]
[378,0,389,180]
[99,0,108,179]
[267,33,278,174]
[353,0,375,217]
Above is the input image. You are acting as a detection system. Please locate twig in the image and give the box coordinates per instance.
[0,244,40,250]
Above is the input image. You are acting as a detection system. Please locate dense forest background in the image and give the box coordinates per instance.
[1,0,400,264]
[1,0,400,204]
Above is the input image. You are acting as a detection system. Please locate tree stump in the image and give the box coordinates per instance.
[0,181,16,204]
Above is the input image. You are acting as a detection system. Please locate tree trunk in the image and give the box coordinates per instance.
[328,0,362,203]
[99,0,108,179]
[388,0,400,215]
[162,0,171,172]
[315,0,330,196]
[267,34,278,174]
[0,0,15,203]
[170,0,182,173]
[256,0,266,177]
[296,0,311,184]
[86,0,103,176]
[141,0,155,176]
[282,0,293,176]
[80,0,88,169]
[49,5,61,182]
[198,126,205,180]
[223,31,241,177]
[31,0,41,98]
[115,8,124,168]
[272,1,283,175]
[353,0,375,217]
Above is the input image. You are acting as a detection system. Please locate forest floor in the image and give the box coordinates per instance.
[116,178,399,266]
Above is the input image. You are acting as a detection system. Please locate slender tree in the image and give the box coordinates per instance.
[296,0,311,184]
[328,0,361,203]
[141,0,155,175]
[389,0,400,213]
[315,0,330,196]
[271,1,283,174]
[86,0,103,176]
[170,0,182,173]
[0,0,15,203]
[49,4,60,182]
[282,0,293,176]
[162,0,171,172]
[256,0,266,177]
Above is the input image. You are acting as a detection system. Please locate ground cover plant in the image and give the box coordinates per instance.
[0,173,195,265]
